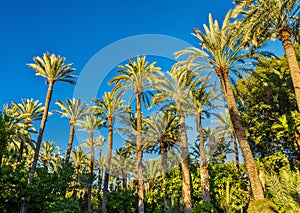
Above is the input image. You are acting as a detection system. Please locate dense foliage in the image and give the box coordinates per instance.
[0,3,299,213]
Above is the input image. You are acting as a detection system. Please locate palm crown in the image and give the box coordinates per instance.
[27,52,77,84]
[109,56,161,99]
[233,0,300,44]
[54,98,88,124]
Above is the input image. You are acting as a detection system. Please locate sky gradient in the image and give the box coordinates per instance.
[0,1,282,153]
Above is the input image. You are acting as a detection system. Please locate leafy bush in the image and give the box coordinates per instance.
[44,196,81,213]
[247,199,279,213]
[107,189,137,213]
[266,169,300,212]
[193,201,217,213]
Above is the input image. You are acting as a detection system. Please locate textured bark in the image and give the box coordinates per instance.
[231,131,240,172]
[28,79,55,184]
[179,114,192,213]
[278,28,300,111]
[122,169,127,189]
[17,140,24,163]
[88,131,94,213]
[102,117,113,213]
[98,145,103,193]
[160,141,169,211]
[196,112,211,203]
[160,141,167,175]
[73,164,81,197]
[65,120,75,164]
[136,93,144,213]
[217,67,264,200]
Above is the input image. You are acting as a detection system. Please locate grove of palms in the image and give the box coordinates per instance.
[0,2,299,213]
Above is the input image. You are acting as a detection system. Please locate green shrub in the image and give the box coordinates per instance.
[193,201,217,213]
[247,199,279,213]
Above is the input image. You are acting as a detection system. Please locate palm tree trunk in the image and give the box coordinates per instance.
[98,147,103,193]
[278,28,300,111]
[196,112,211,203]
[122,169,127,189]
[28,80,55,184]
[231,131,240,172]
[17,139,24,163]
[217,68,264,200]
[88,131,94,213]
[160,141,169,211]
[73,164,80,197]
[136,93,144,213]
[102,117,113,213]
[65,121,75,164]
[179,114,192,213]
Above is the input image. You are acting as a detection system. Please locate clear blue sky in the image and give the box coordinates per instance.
[0,1,282,153]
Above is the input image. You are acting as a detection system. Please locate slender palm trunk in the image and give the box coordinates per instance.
[160,141,167,175]
[231,131,240,172]
[122,169,127,189]
[102,117,113,213]
[136,93,144,213]
[196,112,211,203]
[88,131,94,213]
[73,164,81,197]
[98,147,103,193]
[160,141,169,211]
[28,80,55,184]
[217,68,264,200]
[278,27,300,111]
[17,139,24,163]
[65,120,75,164]
[179,114,192,213]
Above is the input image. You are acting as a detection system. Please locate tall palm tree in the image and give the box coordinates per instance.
[109,56,161,213]
[93,135,105,195]
[92,90,128,213]
[144,111,179,176]
[71,146,88,198]
[176,11,265,200]
[76,114,104,213]
[54,98,88,163]
[111,149,134,189]
[39,140,61,171]
[203,126,233,164]
[152,69,194,213]
[190,78,216,203]
[233,0,300,110]
[214,110,240,171]
[10,99,44,162]
[144,110,179,211]
[27,52,76,184]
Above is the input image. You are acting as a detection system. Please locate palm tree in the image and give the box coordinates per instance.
[144,111,179,175]
[203,126,233,164]
[93,135,105,195]
[54,98,88,163]
[92,90,128,213]
[111,149,134,189]
[143,159,161,192]
[176,11,264,200]
[190,78,216,203]
[109,56,161,213]
[152,69,194,212]
[10,99,44,162]
[39,140,61,171]
[144,110,179,210]
[76,114,104,213]
[71,146,88,198]
[214,110,240,171]
[233,0,300,110]
[27,52,76,184]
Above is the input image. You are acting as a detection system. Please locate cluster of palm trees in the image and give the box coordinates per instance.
[1,0,299,212]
